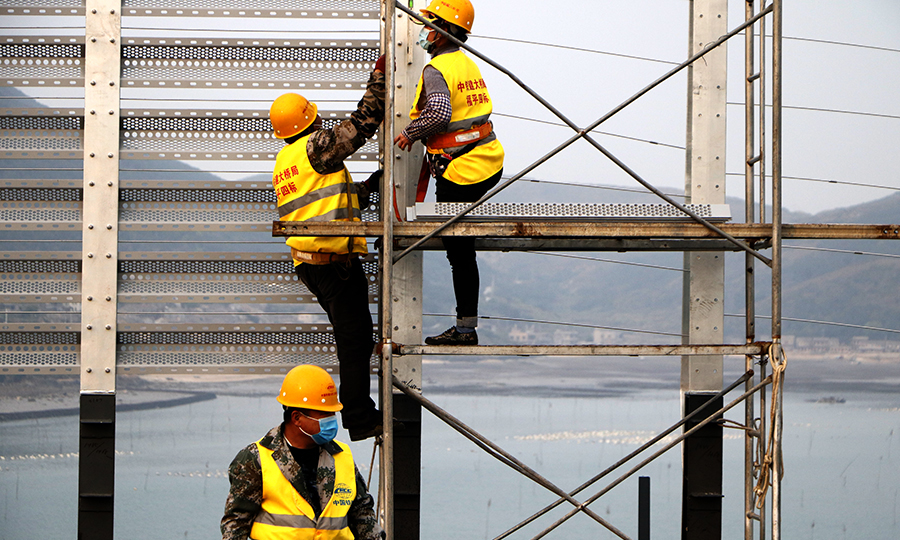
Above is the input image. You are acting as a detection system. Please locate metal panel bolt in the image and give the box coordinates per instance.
[105,325,112,330]
[91,8,96,13]
[107,181,114,186]
[107,154,113,159]
[86,296,93,301]
[89,110,95,115]
[91,37,96,43]
[90,80,96,86]
[110,38,116,43]
[105,368,111,373]
[105,253,112,258]
[89,154,95,159]
[110,9,115,13]
[86,367,92,373]
[108,110,114,115]
[109,81,115,86]
[88,181,95,186]
[106,224,113,230]
[105,296,112,301]
[88,224,94,229]
[86,325,93,330]
[87,253,94,258]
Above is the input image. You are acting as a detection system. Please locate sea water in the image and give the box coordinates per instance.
[1,388,898,539]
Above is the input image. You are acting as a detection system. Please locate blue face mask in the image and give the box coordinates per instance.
[417,27,436,51]
[300,413,339,445]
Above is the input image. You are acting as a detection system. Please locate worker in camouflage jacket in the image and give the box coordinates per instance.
[268,54,386,442]
[221,365,383,540]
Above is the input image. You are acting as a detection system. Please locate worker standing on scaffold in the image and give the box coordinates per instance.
[221,365,383,540]
[268,55,386,441]
[395,0,504,346]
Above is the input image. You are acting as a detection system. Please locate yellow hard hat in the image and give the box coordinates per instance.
[269,93,318,139]
[277,365,343,412]
[421,0,474,33]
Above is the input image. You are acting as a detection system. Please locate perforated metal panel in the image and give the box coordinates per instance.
[1,7,382,372]
[120,0,379,19]
[0,0,84,17]
[0,41,84,87]
[410,202,733,222]
[0,108,378,161]
[120,37,378,90]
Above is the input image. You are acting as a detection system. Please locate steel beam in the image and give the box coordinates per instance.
[398,343,768,357]
[274,221,900,240]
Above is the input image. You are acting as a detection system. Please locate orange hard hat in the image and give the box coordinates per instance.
[421,0,474,33]
[269,93,318,139]
[277,365,342,412]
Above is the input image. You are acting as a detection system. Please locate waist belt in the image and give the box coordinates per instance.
[426,121,492,150]
[291,248,357,265]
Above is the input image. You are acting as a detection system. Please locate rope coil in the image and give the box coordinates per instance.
[754,343,787,509]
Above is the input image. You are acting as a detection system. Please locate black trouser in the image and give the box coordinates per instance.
[294,257,378,431]
[434,168,502,327]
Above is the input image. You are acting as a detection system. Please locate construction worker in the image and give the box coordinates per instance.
[395,0,503,346]
[269,55,385,441]
[221,365,383,540]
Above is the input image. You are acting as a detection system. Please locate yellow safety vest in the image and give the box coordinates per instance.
[273,135,367,263]
[410,50,504,185]
[250,439,357,540]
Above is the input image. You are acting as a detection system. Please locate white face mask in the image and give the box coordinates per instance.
[417,27,437,52]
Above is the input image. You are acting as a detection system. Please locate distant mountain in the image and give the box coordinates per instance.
[422,185,900,344]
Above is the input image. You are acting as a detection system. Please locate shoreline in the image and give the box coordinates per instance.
[0,389,217,422]
[1,355,898,420]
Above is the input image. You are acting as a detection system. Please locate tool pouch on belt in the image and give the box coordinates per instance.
[426,140,480,179]
[426,152,453,178]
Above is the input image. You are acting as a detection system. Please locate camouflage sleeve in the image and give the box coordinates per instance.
[307,70,386,175]
[348,467,385,540]
[221,444,263,540]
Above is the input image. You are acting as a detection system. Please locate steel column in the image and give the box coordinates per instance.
[380,3,398,540]
[771,2,784,539]
[388,3,426,539]
[744,3,758,540]
[80,0,122,536]
[683,1,727,538]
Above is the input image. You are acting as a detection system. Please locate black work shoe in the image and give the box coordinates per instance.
[348,419,405,442]
[425,326,478,346]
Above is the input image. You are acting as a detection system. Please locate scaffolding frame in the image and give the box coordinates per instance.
[362,1,790,539]
[2,1,900,539]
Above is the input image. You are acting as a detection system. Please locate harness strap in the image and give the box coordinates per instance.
[426,121,492,150]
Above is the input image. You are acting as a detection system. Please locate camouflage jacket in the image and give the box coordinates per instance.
[307,70,386,175]
[221,424,383,540]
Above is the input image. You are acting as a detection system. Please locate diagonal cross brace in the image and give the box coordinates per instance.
[392,376,632,540]
[392,1,773,266]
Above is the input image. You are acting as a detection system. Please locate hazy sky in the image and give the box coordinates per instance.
[464,0,900,215]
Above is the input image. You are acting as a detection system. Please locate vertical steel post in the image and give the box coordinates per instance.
[743,3,757,540]
[380,2,397,539]
[80,0,121,537]
[389,2,426,539]
[758,9,767,224]
[757,8,769,540]
[382,3,427,539]
[682,1,727,537]
[771,2,784,539]
[639,476,651,540]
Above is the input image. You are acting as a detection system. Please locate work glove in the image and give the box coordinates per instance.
[364,169,383,194]
[355,183,372,210]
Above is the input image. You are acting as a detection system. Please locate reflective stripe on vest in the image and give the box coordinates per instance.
[272,135,367,258]
[410,50,504,185]
[250,439,357,540]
